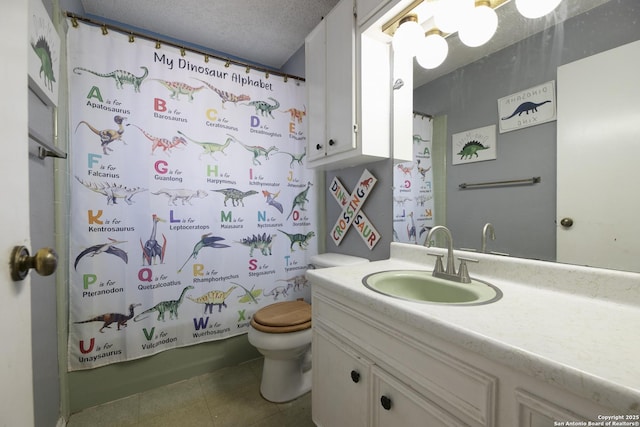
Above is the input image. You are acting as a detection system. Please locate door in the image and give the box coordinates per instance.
[1,2,36,426]
[556,40,640,273]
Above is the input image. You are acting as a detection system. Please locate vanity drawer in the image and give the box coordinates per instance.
[313,292,497,427]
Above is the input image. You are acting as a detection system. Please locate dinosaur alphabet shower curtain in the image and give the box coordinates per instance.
[66,21,317,370]
[393,115,435,245]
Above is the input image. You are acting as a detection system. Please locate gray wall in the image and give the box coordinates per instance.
[413,0,640,261]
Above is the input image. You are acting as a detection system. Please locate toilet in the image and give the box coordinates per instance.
[248,252,369,403]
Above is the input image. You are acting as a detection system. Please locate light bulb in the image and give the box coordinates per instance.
[392,15,423,58]
[416,31,449,69]
[458,2,498,47]
[515,0,562,19]
[434,0,473,33]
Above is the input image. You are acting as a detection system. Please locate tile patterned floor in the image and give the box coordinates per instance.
[67,358,314,427]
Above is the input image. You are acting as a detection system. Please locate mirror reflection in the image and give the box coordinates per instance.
[393,0,640,272]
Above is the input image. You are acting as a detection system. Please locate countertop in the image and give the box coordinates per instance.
[306,243,640,413]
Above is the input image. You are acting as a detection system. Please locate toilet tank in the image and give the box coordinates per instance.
[309,253,370,269]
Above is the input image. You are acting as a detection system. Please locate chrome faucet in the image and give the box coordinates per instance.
[482,223,495,253]
[425,225,477,283]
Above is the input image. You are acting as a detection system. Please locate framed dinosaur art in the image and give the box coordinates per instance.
[28,0,60,107]
[498,80,556,133]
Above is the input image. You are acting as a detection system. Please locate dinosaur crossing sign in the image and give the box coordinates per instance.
[330,169,380,250]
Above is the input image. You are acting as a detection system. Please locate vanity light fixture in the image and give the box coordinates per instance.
[387,0,564,70]
[391,14,424,58]
[458,0,498,47]
[515,0,562,18]
[416,28,448,69]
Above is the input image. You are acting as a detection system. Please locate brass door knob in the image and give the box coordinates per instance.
[560,218,574,228]
[10,246,58,281]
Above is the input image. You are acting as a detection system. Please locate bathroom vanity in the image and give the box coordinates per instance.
[307,243,640,426]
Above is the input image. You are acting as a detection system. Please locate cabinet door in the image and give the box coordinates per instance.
[372,367,467,427]
[325,0,357,157]
[305,20,327,163]
[312,328,370,427]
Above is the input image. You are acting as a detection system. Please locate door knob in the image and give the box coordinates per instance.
[10,246,58,281]
[560,217,574,228]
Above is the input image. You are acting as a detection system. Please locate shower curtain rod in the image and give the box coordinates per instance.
[65,12,305,83]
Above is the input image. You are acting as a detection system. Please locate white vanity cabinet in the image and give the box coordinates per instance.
[305,0,392,170]
[312,291,498,427]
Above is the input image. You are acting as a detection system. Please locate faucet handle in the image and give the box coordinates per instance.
[456,257,478,284]
[427,253,445,274]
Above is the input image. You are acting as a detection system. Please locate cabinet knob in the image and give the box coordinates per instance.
[316,143,323,150]
[350,370,360,383]
[380,395,392,411]
[328,139,336,146]
[560,217,574,228]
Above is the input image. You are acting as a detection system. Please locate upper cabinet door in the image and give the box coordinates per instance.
[305,21,327,163]
[325,0,357,158]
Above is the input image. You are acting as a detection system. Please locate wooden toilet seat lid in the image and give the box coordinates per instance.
[251,300,311,333]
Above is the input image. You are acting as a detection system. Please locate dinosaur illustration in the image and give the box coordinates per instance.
[274,148,306,167]
[212,188,258,207]
[151,79,204,101]
[264,285,291,301]
[74,238,128,270]
[177,130,233,160]
[281,105,306,123]
[407,212,416,243]
[262,190,283,213]
[134,286,194,322]
[234,136,278,165]
[194,78,250,108]
[457,140,490,159]
[278,230,315,251]
[246,97,280,118]
[187,286,236,313]
[233,282,262,304]
[236,233,276,256]
[152,188,208,206]
[140,214,167,266]
[360,177,374,189]
[127,124,186,155]
[394,195,412,206]
[416,194,433,207]
[287,182,312,220]
[75,303,141,333]
[73,66,148,92]
[75,115,126,154]
[396,163,413,177]
[31,36,55,91]
[416,159,432,179]
[178,234,230,273]
[501,100,551,120]
[413,134,429,144]
[75,176,147,205]
[276,274,309,292]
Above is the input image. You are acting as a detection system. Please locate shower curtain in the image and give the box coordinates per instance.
[66,21,317,370]
[393,114,435,245]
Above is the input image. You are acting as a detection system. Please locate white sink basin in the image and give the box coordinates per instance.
[362,270,502,305]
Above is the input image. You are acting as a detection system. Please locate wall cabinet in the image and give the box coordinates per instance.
[305,0,392,170]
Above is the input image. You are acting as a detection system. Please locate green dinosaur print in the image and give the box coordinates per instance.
[278,229,315,251]
[31,36,56,91]
[213,188,258,207]
[287,182,312,220]
[134,286,194,322]
[247,97,280,118]
[151,79,204,101]
[73,66,148,92]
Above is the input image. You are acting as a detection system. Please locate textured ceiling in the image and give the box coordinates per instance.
[80,0,341,69]
[79,0,611,82]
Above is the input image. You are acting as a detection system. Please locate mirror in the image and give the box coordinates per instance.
[396,0,639,272]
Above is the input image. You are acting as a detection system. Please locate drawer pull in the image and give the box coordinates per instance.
[350,370,360,383]
[380,395,392,410]
[329,139,336,146]
[316,143,323,150]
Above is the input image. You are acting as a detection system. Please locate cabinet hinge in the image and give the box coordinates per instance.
[353,124,359,133]
[353,4,357,18]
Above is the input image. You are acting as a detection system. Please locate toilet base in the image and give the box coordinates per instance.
[259,348,312,403]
